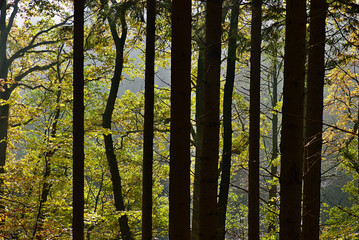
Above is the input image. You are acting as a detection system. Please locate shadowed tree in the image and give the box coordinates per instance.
[100,0,133,239]
[142,0,156,238]
[279,0,306,239]
[198,0,223,239]
[217,0,239,239]
[169,0,191,239]
[302,0,326,239]
[248,0,262,239]
[73,0,85,239]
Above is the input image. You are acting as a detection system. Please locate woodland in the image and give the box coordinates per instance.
[0,0,358,239]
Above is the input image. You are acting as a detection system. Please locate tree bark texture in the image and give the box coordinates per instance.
[248,0,262,239]
[279,0,307,240]
[101,6,133,240]
[302,0,326,239]
[217,0,239,239]
[142,0,156,239]
[191,44,204,240]
[73,0,85,239]
[169,0,192,239]
[199,0,223,239]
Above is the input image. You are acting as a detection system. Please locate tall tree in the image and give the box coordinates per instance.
[267,45,281,235]
[142,0,156,238]
[198,0,223,239]
[302,0,326,238]
[192,42,204,240]
[73,0,85,239]
[169,0,191,239]
[248,0,262,239]
[100,1,133,239]
[279,0,307,239]
[217,0,239,239]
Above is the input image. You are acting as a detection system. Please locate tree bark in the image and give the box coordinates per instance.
[169,0,191,239]
[217,0,239,239]
[142,0,156,239]
[191,44,204,240]
[73,1,85,239]
[101,6,133,240]
[302,0,326,239]
[248,0,262,239]
[198,0,223,239]
[279,0,307,239]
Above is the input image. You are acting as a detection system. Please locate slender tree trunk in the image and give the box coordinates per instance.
[0,102,9,231]
[302,0,326,239]
[142,0,156,239]
[191,44,204,240]
[198,0,223,239]
[169,0,191,239]
[101,5,133,239]
[268,54,279,235]
[0,5,9,217]
[217,1,239,239]
[73,0,85,239]
[279,0,307,239]
[248,0,262,239]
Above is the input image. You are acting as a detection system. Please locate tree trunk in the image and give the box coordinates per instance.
[0,1,9,194]
[268,51,280,235]
[73,0,85,239]
[279,0,307,239]
[248,0,262,239]
[142,0,156,239]
[191,44,204,240]
[101,7,133,240]
[169,0,191,239]
[217,0,239,239]
[198,0,223,239]
[302,0,326,239]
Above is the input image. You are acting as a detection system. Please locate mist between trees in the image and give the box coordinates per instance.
[0,0,358,239]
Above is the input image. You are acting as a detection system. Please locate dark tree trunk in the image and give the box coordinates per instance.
[101,6,133,240]
[73,0,85,239]
[198,0,223,239]
[217,0,239,239]
[302,0,326,239]
[169,0,191,239]
[248,0,262,239]
[0,0,9,176]
[279,0,307,239]
[142,0,156,239]
[191,44,204,240]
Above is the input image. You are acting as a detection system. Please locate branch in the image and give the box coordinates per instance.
[11,118,33,128]
[8,15,73,64]
[9,40,59,65]
[7,62,57,94]
[16,83,53,92]
[6,0,19,35]
[334,0,359,11]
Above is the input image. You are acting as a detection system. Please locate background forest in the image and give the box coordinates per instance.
[0,0,358,239]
